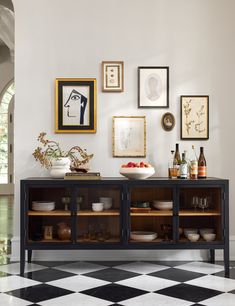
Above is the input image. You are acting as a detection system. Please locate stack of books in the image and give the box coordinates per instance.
[64,172,101,180]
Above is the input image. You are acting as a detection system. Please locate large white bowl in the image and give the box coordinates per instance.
[32,201,55,211]
[120,167,155,180]
[153,200,173,210]
[130,231,157,242]
[199,228,214,236]
[202,233,216,241]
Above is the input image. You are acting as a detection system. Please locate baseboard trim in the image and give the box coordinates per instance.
[11,236,235,262]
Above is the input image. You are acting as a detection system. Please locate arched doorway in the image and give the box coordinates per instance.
[0,80,14,194]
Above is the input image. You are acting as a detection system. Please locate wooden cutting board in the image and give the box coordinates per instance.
[130,207,152,213]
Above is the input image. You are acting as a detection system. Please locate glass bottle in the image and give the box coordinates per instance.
[174,143,181,178]
[190,145,198,179]
[168,150,177,179]
[180,152,188,179]
[198,147,207,179]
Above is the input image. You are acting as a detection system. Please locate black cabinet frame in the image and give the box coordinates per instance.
[20,177,229,276]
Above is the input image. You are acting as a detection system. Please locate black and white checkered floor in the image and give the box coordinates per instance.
[0,260,235,305]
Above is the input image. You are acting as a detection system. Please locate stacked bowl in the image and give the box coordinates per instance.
[32,201,55,211]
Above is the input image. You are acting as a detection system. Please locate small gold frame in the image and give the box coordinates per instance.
[102,61,124,92]
[112,116,146,157]
[55,78,97,133]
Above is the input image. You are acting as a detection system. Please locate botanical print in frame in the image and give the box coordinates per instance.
[55,78,97,133]
[102,61,124,92]
[181,95,209,140]
[113,116,146,157]
[138,66,169,108]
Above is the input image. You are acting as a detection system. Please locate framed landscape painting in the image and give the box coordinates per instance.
[55,78,96,133]
[138,66,169,108]
[181,95,209,140]
[112,116,146,157]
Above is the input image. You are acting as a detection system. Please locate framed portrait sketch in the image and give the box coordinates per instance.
[55,78,97,133]
[102,61,124,92]
[138,66,169,108]
[112,116,146,157]
[161,112,175,131]
[181,95,209,140]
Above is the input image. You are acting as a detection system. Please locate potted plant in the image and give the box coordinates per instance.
[33,132,93,178]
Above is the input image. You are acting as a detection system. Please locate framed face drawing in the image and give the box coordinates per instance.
[102,61,124,92]
[112,116,146,157]
[181,95,209,140]
[55,78,96,133]
[138,66,169,108]
[161,112,175,132]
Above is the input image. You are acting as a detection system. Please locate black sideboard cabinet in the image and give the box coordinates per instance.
[20,177,229,276]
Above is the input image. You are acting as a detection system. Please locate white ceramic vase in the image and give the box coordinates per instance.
[49,157,71,178]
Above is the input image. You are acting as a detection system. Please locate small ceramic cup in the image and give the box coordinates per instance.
[92,203,104,212]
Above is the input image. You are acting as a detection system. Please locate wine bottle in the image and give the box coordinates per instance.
[180,152,188,179]
[190,145,198,179]
[198,147,207,179]
[174,143,181,178]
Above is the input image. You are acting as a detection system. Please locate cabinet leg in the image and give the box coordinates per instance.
[209,249,215,264]
[224,247,230,278]
[28,250,32,263]
[20,246,25,277]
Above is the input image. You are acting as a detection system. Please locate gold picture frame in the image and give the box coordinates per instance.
[55,78,97,133]
[112,116,146,157]
[102,61,124,92]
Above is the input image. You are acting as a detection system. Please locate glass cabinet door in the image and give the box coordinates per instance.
[27,187,73,243]
[178,187,222,243]
[76,185,122,244]
[129,186,174,243]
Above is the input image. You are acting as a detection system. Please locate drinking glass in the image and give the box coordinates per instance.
[199,197,209,212]
[191,196,199,210]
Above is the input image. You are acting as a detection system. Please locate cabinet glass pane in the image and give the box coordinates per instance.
[76,185,121,243]
[27,187,73,243]
[179,188,222,243]
[130,187,173,243]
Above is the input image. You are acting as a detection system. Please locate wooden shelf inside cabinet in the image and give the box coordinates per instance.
[28,239,71,243]
[179,238,221,243]
[130,238,173,243]
[179,210,221,216]
[77,209,120,216]
[28,210,71,216]
[77,237,120,243]
[131,211,173,217]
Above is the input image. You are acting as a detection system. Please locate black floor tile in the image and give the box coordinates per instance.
[213,267,235,279]
[147,261,192,267]
[149,267,206,282]
[81,283,147,303]
[33,261,76,268]
[84,267,140,282]
[24,268,77,282]
[5,284,74,303]
[156,283,222,303]
[88,261,134,267]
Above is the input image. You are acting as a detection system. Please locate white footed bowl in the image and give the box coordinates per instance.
[184,228,198,238]
[153,200,173,210]
[202,233,216,241]
[92,203,104,212]
[188,233,200,242]
[130,231,157,242]
[120,167,155,180]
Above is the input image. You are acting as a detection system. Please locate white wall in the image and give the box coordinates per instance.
[12,0,235,260]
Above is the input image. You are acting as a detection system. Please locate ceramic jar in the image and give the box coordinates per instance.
[49,157,71,178]
[57,222,71,240]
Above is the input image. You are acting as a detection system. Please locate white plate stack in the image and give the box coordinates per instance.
[32,201,55,211]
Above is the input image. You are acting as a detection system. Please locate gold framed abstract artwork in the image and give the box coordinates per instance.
[102,61,124,92]
[181,95,209,140]
[112,116,146,157]
[55,78,97,133]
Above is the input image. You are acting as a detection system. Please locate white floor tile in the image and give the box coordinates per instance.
[202,293,235,306]
[54,261,107,274]
[47,275,110,292]
[0,293,31,306]
[121,292,192,306]
[176,262,224,274]
[39,292,111,306]
[117,275,179,292]
[0,275,40,292]
[0,262,47,275]
[115,262,169,274]
[186,275,235,292]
